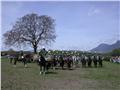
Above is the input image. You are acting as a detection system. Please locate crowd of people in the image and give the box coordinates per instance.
[8,48,104,75]
[110,56,120,63]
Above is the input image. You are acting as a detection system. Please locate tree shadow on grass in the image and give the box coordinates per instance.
[45,71,57,74]
[54,67,75,71]
[68,68,74,70]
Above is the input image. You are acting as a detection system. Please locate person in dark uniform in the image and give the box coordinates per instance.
[81,55,86,68]
[60,55,64,70]
[87,56,92,67]
[13,54,18,67]
[20,51,28,67]
[39,48,47,57]
[20,51,24,56]
[67,55,72,70]
[81,56,84,67]
[39,54,46,75]
[52,55,57,70]
[23,54,29,67]
[93,56,97,68]
[98,56,103,67]
[9,55,14,64]
[18,51,24,62]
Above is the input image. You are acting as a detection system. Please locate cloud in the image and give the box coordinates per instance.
[88,7,101,16]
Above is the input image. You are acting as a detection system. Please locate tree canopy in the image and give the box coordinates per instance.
[110,48,120,56]
[3,13,56,53]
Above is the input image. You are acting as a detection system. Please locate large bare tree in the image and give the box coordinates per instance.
[3,13,56,54]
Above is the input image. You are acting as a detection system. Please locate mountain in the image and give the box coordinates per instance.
[90,40,120,53]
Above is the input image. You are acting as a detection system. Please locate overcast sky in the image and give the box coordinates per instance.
[1,1,120,51]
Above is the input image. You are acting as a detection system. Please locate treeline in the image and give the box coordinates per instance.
[1,48,120,57]
[1,49,32,56]
[1,49,101,56]
[110,48,120,56]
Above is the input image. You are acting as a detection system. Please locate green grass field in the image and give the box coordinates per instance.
[1,58,120,90]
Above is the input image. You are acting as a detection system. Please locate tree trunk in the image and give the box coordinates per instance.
[33,45,37,54]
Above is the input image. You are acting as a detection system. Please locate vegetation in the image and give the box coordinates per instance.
[3,13,56,54]
[110,48,120,56]
[1,58,120,90]
[1,49,103,58]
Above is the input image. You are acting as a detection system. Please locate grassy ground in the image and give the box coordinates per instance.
[1,58,120,90]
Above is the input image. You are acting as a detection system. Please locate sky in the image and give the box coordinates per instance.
[1,1,120,51]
